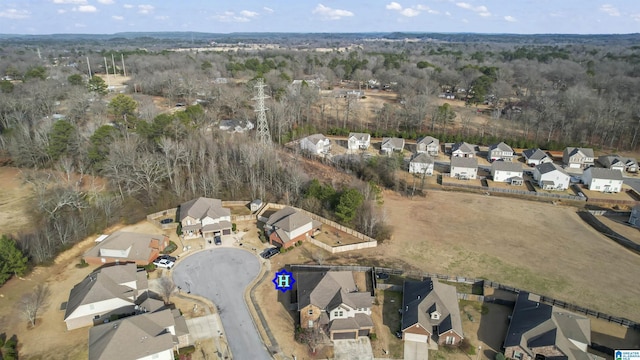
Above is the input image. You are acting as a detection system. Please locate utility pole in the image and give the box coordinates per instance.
[86,56,92,79]
[121,53,127,77]
[111,53,117,76]
[253,78,271,145]
[103,57,110,89]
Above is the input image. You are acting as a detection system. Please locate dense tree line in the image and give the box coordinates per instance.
[1,34,639,265]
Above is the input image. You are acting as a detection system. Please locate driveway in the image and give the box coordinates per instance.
[172,248,271,360]
[404,340,429,360]
[333,337,374,360]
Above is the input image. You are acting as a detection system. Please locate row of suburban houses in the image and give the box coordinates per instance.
[297,133,636,193]
[293,269,603,360]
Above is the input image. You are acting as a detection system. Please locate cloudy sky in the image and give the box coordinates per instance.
[0,0,638,35]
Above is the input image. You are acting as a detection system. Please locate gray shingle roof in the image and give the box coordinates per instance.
[451,156,478,168]
[410,153,434,164]
[83,231,166,263]
[535,162,568,176]
[491,161,523,172]
[64,264,144,321]
[267,207,312,232]
[523,148,548,161]
[585,167,624,181]
[349,132,370,142]
[417,136,439,146]
[179,197,230,222]
[305,134,329,145]
[565,147,595,158]
[89,309,182,360]
[296,271,372,311]
[401,278,463,338]
[489,142,513,152]
[504,292,592,360]
[381,137,405,150]
[452,142,475,154]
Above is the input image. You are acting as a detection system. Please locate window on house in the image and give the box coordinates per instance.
[308,320,314,328]
[446,336,454,345]
[308,309,313,315]
[513,351,523,360]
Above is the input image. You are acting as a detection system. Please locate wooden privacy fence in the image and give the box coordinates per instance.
[441,180,586,202]
[146,208,179,230]
[577,211,640,254]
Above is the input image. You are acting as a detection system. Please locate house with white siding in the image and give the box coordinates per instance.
[491,161,523,185]
[451,142,476,158]
[522,148,552,167]
[563,147,595,169]
[180,197,232,242]
[416,136,439,156]
[380,137,405,155]
[582,168,624,193]
[450,157,478,180]
[487,142,515,162]
[347,133,371,150]
[597,155,638,173]
[64,264,149,330]
[409,153,434,175]
[533,163,570,190]
[300,134,331,155]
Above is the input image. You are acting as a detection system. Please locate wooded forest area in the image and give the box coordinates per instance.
[0,32,639,272]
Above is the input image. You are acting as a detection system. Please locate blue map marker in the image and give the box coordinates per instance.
[273,269,295,293]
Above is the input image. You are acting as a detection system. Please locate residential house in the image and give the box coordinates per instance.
[347,133,371,150]
[409,153,435,176]
[503,292,600,360]
[416,136,440,156]
[598,155,638,173]
[64,263,149,330]
[491,161,524,185]
[401,278,464,346]
[533,163,570,191]
[89,308,190,360]
[451,142,476,158]
[450,156,478,180]
[289,79,320,95]
[218,119,254,133]
[297,271,374,340]
[487,142,515,162]
[522,148,552,167]
[380,137,405,155]
[563,147,595,169]
[300,134,331,155]
[629,205,640,228]
[83,232,170,266]
[179,197,232,241]
[582,168,624,193]
[264,207,321,249]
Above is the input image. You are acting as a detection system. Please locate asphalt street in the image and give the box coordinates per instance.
[172,248,271,360]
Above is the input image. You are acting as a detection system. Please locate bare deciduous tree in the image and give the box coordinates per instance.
[158,276,176,305]
[19,284,50,328]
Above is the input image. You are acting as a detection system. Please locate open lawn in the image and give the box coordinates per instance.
[371,190,640,322]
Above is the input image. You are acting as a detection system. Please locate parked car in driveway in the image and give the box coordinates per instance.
[156,254,176,263]
[214,236,222,245]
[260,247,280,259]
[153,258,174,269]
[160,218,173,224]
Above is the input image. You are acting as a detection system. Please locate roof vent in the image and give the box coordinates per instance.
[417,295,421,300]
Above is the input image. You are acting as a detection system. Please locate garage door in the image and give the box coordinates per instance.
[404,332,429,343]
[358,329,370,337]
[333,332,357,340]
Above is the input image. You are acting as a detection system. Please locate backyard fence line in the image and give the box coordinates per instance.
[441,180,586,202]
[146,208,178,230]
[577,211,640,254]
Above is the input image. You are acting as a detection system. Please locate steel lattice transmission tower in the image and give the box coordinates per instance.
[253,78,271,144]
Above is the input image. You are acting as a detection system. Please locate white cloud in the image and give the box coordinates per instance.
[504,15,516,22]
[312,4,354,20]
[263,7,274,13]
[57,9,67,13]
[98,0,115,4]
[632,13,640,21]
[52,0,86,4]
[213,11,251,23]
[138,4,154,14]
[240,10,258,18]
[112,15,124,20]
[155,15,169,20]
[400,8,420,17]
[0,8,31,19]
[386,2,402,10]
[456,2,491,17]
[599,4,620,16]
[74,23,86,27]
[73,5,98,12]
[123,4,133,9]
[416,5,439,14]
[445,11,451,16]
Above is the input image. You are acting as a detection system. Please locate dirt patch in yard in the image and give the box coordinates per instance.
[0,167,31,236]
